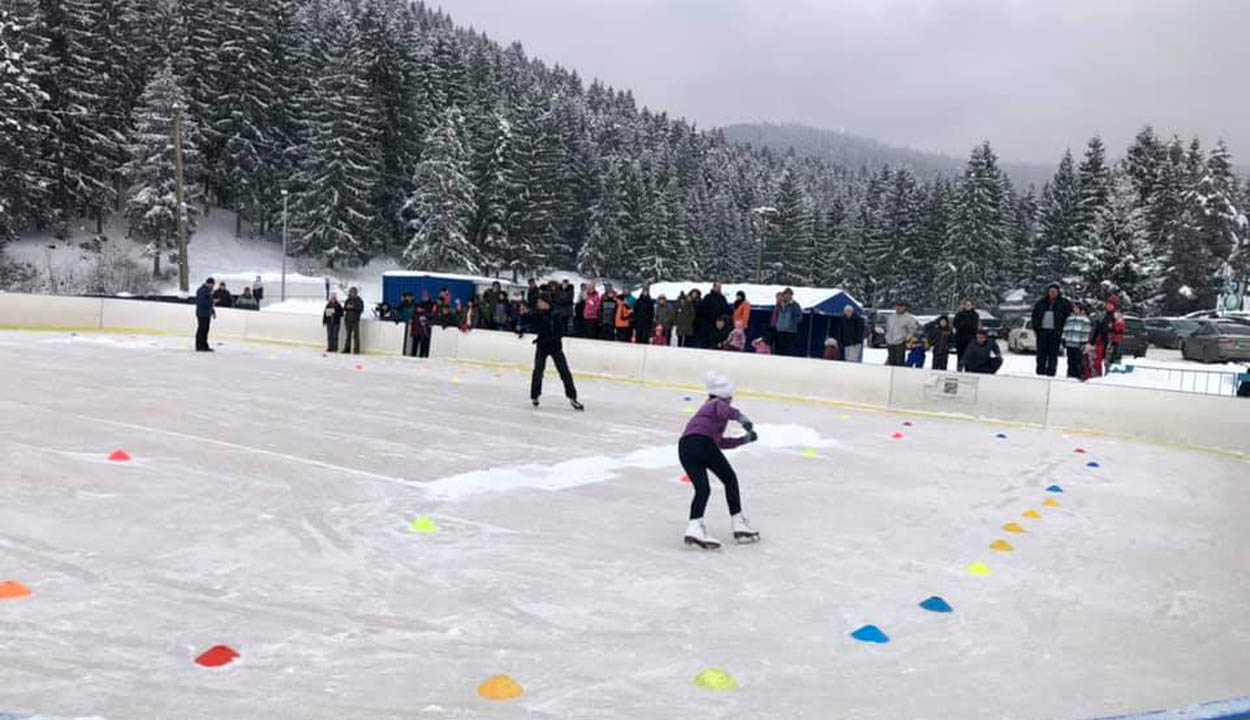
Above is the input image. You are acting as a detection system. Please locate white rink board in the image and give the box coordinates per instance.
[0,331,1248,720]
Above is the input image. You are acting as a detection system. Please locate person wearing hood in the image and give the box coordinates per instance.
[962,328,1003,374]
[656,295,677,345]
[322,292,344,352]
[679,372,760,549]
[1032,282,1073,377]
[632,286,655,344]
[953,299,980,370]
[675,291,697,347]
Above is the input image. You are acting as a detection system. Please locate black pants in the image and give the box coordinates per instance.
[583,319,598,339]
[343,319,360,354]
[326,321,340,352]
[1036,330,1060,376]
[531,342,577,401]
[932,351,949,371]
[955,336,972,369]
[775,331,797,357]
[887,343,906,366]
[195,316,211,350]
[970,357,1003,375]
[616,326,632,342]
[633,324,651,344]
[1066,345,1085,380]
[679,434,742,520]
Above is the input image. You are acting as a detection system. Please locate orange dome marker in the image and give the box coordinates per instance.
[990,540,1015,552]
[478,674,524,701]
[0,581,32,600]
[1043,498,1061,508]
[1023,510,1042,520]
[107,450,131,462]
[679,474,692,484]
[1003,522,1026,534]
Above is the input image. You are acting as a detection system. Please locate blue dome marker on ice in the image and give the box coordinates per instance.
[1086,461,1101,469]
[1046,485,1064,493]
[995,433,1008,439]
[919,596,953,613]
[850,625,890,644]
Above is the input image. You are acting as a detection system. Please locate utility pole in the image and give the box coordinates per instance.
[173,106,189,292]
[281,188,289,302]
[751,206,777,284]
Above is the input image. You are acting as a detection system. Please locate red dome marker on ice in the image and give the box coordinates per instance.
[892,432,904,440]
[354,364,363,371]
[679,474,691,484]
[107,450,131,462]
[902,421,913,427]
[1074,448,1087,454]
[195,645,239,668]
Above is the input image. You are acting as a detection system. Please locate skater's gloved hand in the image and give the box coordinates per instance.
[740,417,753,432]
[746,430,758,444]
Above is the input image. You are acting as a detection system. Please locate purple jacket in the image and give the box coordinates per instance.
[682,397,747,449]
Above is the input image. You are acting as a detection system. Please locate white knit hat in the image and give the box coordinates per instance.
[704,371,734,399]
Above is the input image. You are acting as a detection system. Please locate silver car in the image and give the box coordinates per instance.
[1181,321,1250,363]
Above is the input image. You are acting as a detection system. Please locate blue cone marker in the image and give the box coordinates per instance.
[1086,461,1100,469]
[919,596,953,613]
[996,433,1008,439]
[850,625,890,644]
[1046,485,1064,493]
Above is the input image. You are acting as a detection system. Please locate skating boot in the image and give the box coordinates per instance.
[731,514,760,544]
[684,519,721,550]
[532,398,540,407]
[569,398,584,411]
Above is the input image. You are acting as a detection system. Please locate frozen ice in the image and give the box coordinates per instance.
[1,330,1248,720]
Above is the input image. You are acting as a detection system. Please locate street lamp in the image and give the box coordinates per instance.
[281,188,289,303]
[751,206,778,284]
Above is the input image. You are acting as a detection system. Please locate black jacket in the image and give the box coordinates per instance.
[343,295,364,321]
[195,285,215,318]
[530,308,565,349]
[1031,295,1072,334]
[322,300,343,325]
[836,315,865,348]
[213,287,233,308]
[557,285,575,317]
[633,295,655,328]
[526,286,540,309]
[954,309,980,340]
[962,339,1001,373]
[701,291,731,326]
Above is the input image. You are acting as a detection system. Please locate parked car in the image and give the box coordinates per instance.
[1120,316,1149,358]
[1180,321,1250,363]
[1006,316,1036,353]
[1145,317,1202,349]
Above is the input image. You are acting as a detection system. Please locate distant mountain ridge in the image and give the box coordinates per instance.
[719,122,1054,189]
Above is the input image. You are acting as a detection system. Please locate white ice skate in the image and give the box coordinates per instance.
[731,514,760,544]
[684,519,721,550]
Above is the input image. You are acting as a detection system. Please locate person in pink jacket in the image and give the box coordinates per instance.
[582,284,602,339]
[679,372,760,549]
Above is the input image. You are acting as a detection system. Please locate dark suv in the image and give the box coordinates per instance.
[1120,316,1149,358]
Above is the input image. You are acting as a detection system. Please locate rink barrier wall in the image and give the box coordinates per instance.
[3,294,1248,458]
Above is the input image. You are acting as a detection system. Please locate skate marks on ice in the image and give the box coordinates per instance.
[420,424,848,501]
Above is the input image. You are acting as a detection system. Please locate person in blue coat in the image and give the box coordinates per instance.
[195,277,217,352]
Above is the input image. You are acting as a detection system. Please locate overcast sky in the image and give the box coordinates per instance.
[441,0,1250,166]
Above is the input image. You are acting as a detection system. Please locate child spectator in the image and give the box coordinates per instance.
[751,337,772,355]
[652,323,669,346]
[822,337,839,360]
[724,319,747,351]
[711,315,731,349]
[905,334,926,368]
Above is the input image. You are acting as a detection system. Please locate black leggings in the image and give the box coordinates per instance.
[678,434,742,520]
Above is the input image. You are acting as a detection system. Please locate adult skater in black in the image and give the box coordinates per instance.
[529,295,584,411]
[679,372,759,549]
[194,277,216,351]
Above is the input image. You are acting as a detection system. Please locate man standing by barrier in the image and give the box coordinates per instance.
[954,299,979,370]
[1032,282,1072,377]
[342,287,364,354]
[195,277,216,352]
[774,288,803,356]
[885,300,919,366]
[529,295,584,411]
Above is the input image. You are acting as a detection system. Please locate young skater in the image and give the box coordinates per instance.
[528,296,584,411]
[680,372,760,549]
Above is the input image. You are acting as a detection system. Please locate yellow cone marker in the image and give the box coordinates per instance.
[478,674,523,701]
[966,562,993,577]
[1003,522,1026,534]
[408,516,438,534]
[800,448,820,459]
[1023,510,1042,520]
[265,353,278,360]
[693,668,739,692]
[683,406,696,414]
[838,414,852,420]
[990,540,1015,552]
[1043,499,1061,508]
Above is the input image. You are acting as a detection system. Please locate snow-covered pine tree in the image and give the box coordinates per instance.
[470,110,518,274]
[1186,139,1246,295]
[290,13,382,268]
[1163,137,1223,312]
[1003,185,1038,299]
[767,168,813,285]
[1070,136,1114,296]
[0,5,51,243]
[916,176,953,308]
[879,167,923,304]
[1153,137,1193,313]
[1036,150,1081,291]
[1094,171,1159,312]
[399,106,480,272]
[1124,126,1163,207]
[578,156,626,279]
[944,142,1010,307]
[121,61,203,276]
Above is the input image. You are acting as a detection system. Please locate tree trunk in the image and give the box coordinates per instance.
[153,251,161,278]
[236,211,242,239]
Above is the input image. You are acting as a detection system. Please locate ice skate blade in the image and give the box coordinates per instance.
[734,533,760,544]
[684,536,721,550]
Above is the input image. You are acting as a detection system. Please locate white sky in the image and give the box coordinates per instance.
[441,0,1250,165]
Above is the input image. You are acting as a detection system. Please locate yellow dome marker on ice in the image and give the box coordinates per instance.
[1023,510,1042,520]
[800,448,820,459]
[990,540,1015,552]
[1043,499,1061,508]
[683,406,696,414]
[693,668,739,692]
[408,516,439,534]
[1003,522,1027,534]
[966,562,993,577]
[477,674,524,700]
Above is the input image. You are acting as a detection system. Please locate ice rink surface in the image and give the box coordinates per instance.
[1,330,1248,720]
